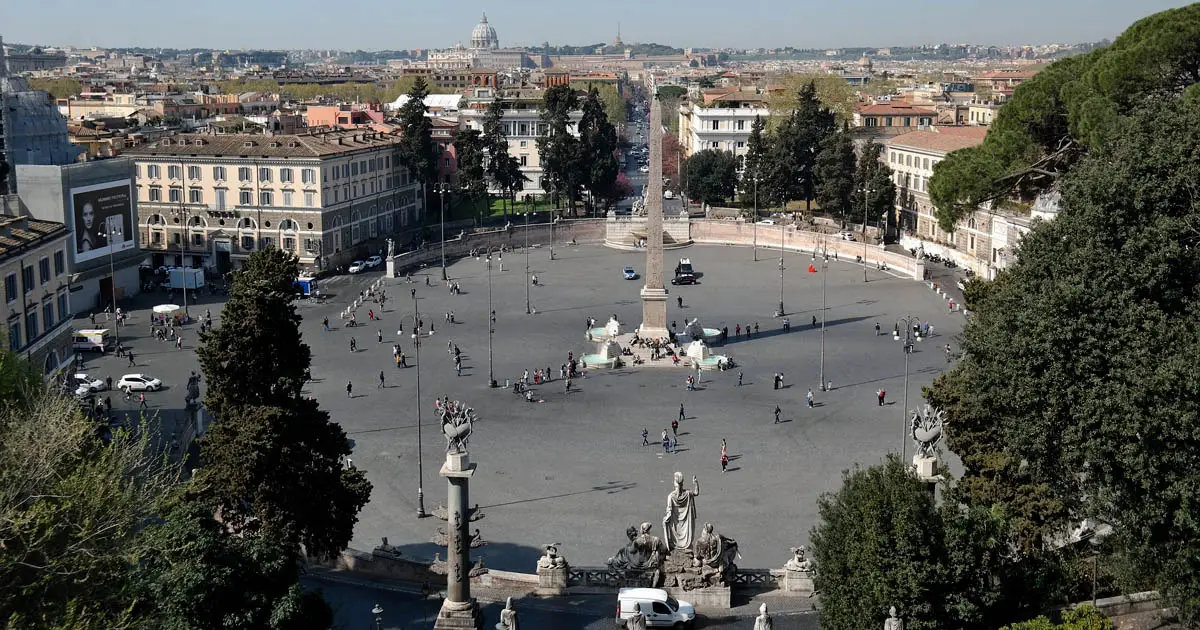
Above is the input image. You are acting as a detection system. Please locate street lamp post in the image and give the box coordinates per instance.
[860,186,874,282]
[485,245,502,388]
[403,303,427,519]
[819,237,828,390]
[752,176,759,262]
[523,212,531,315]
[371,603,383,630]
[549,212,555,261]
[777,217,785,317]
[173,203,190,318]
[894,315,920,460]
[436,184,448,281]
[105,226,122,351]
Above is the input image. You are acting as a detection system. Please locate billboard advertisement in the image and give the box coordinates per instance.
[71,180,135,264]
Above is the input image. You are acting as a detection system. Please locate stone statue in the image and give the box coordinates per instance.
[625,602,648,630]
[910,405,945,459]
[184,371,201,407]
[753,603,773,630]
[496,596,518,630]
[684,318,705,341]
[785,546,814,572]
[692,522,740,586]
[663,472,700,551]
[884,606,904,630]
[608,524,665,585]
[439,403,476,453]
[537,543,566,569]
[387,238,395,259]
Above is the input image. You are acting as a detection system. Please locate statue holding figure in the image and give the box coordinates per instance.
[663,472,700,551]
[691,522,740,586]
[608,524,666,585]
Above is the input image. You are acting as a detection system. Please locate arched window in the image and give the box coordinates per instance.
[146,214,167,226]
[279,219,298,232]
[968,218,977,230]
[236,217,257,231]
[187,215,207,228]
[43,350,58,375]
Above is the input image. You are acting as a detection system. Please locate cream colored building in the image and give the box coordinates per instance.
[125,129,424,272]
[677,101,770,163]
[0,214,74,376]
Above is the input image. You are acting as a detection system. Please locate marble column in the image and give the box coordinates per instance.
[640,96,669,339]
[434,451,483,629]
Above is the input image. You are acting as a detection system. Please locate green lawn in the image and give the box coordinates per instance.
[445,196,573,221]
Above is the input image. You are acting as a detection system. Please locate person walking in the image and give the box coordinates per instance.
[395,353,402,369]
[662,429,671,454]
[677,295,683,308]
[378,329,383,343]
[773,373,779,390]
[875,322,881,336]
[945,343,953,363]
[671,418,679,439]
[754,322,759,335]
[807,389,815,408]
[176,337,183,350]
[137,392,148,410]
[350,337,357,352]
[564,377,572,393]
[323,317,330,332]
[737,372,744,387]
[399,352,407,368]
[679,403,685,422]
[378,371,386,388]
[106,375,113,391]
[721,450,729,473]
[877,389,886,406]
[812,315,818,327]
[346,381,353,398]
[456,362,462,377]
[522,369,529,386]
[642,428,649,447]
[127,352,135,367]
[774,405,782,424]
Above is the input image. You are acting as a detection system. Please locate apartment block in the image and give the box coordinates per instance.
[0,214,74,375]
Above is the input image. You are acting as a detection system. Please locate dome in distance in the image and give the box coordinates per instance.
[471,13,499,50]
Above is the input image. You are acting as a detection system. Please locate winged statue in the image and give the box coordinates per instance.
[440,402,477,453]
[910,405,945,459]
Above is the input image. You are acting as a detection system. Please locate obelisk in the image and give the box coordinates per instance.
[639,95,670,339]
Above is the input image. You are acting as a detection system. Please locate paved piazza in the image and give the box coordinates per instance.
[81,242,961,573]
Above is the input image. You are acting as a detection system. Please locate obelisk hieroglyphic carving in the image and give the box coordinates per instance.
[640,96,670,339]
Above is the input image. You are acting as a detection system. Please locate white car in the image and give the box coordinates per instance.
[348,260,367,274]
[839,231,856,241]
[74,373,107,393]
[663,190,675,200]
[639,165,650,173]
[366,255,382,268]
[117,374,163,392]
[757,219,775,225]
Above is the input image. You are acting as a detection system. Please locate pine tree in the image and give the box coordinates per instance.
[482,97,509,214]
[579,88,620,213]
[814,127,858,225]
[453,128,488,219]
[397,77,436,193]
[851,142,897,237]
[537,85,583,213]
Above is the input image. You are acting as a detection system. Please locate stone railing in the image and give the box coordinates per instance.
[386,218,606,278]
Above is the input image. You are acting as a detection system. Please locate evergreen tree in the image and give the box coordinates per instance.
[740,115,768,206]
[537,85,583,213]
[482,97,509,214]
[397,77,436,193]
[453,128,488,219]
[773,81,836,211]
[814,127,858,225]
[683,149,738,205]
[851,142,897,237]
[579,88,620,212]
[194,249,371,559]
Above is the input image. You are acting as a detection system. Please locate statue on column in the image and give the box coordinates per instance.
[496,596,519,630]
[387,238,395,259]
[754,603,773,630]
[663,472,700,551]
[884,606,905,630]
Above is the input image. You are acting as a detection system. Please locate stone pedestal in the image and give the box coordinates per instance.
[433,599,483,629]
[639,287,669,339]
[912,455,938,481]
[386,258,396,278]
[665,585,731,609]
[434,451,483,630]
[535,565,568,597]
[783,569,815,593]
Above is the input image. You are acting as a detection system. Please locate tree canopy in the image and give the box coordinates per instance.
[814,128,858,223]
[579,88,621,208]
[928,3,1200,231]
[537,85,584,210]
[683,149,738,205]
[396,77,437,189]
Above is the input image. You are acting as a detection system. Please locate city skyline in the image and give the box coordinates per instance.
[1,0,1193,52]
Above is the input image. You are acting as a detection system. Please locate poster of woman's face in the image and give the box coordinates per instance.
[71,180,133,264]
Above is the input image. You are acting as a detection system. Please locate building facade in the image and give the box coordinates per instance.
[853,102,936,130]
[677,101,770,162]
[0,214,74,376]
[458,89,582,196]
[125,129,424,273]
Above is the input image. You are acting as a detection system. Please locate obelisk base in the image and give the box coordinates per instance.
[640,286,670,340]
[432,599,483,629]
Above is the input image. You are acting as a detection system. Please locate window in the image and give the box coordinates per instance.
[189,189,203,204]
[710,120,719,130]
[149,186,162,202]
[169,188,182,203]
[192,233,204,246]
[711,141,718,148]
[168,165,181,179]
[890,151,896,163]
[282,191,293,206]
[134,164,140,178]
[333,188,339,203]
[737,119,746,130]
[4,273,16,303]
[239,167,252,182]
[261,236,273,249]
[342,164,350,178]
[8,322,19,350]
[57,292,69,323]
[215,189,227,210]
[42,301,54,332]
[239,190,252,205]
[922,158,929,170]
[187,165,201,180]
[968,234,976,251]
[258,167,271,182]
[904,117,912,126]
[241,235,255,250]
[302,168,315,184]
[737,141,745,148]
[280,168,293,183]
[905,155,912,167]
[213,166,227,181]
[53,250,64,275]
[152,231,162,245]
[351,162,359,176]
[519,122,529,136]
[22,265,34,292]
[885,117,893,127]
[25,311,38,344]
[304,192,315,207]
[520,154,528,167]
[147,164,160,179]
[174,233,181,245]
[260,191,273,206]
[283,236,296,251]
[39,258,50,285]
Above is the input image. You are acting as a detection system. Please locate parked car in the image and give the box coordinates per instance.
[366,255,383,268]
[639,165,650,173]
[623,266,638,280]
[663,190,675,200]
[73,373,107,393]
[616,587,696,628]
[838,231,856,241]
[117,374,163,392]
[348,260,367,274]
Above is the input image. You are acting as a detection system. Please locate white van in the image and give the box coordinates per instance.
[615,587,696,628]
[72,329,113,353]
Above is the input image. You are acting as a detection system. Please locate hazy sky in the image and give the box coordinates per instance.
[2,0,1193,51]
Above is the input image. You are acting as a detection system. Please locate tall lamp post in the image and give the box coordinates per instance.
[819,236,829,391]
[173,203,190,318]
[860,185,875,282]
[105,226,122,351]
[893,315,921,460]
[752,176,759,262]
[402,304,427,519]
[484,245,502,388]
[522,212,531,315]
[776,218,786,317]
[435,184,449,281]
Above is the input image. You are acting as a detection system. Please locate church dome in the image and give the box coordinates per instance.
[470,13,499,50]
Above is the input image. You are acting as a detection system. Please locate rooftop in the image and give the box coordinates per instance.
[856,102,937,116]
[0,215,69,260]
[125,129,401,159]
[886,126,988,155]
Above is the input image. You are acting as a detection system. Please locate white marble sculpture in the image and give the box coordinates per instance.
[754,603,773,630]
[663,472,700,551]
